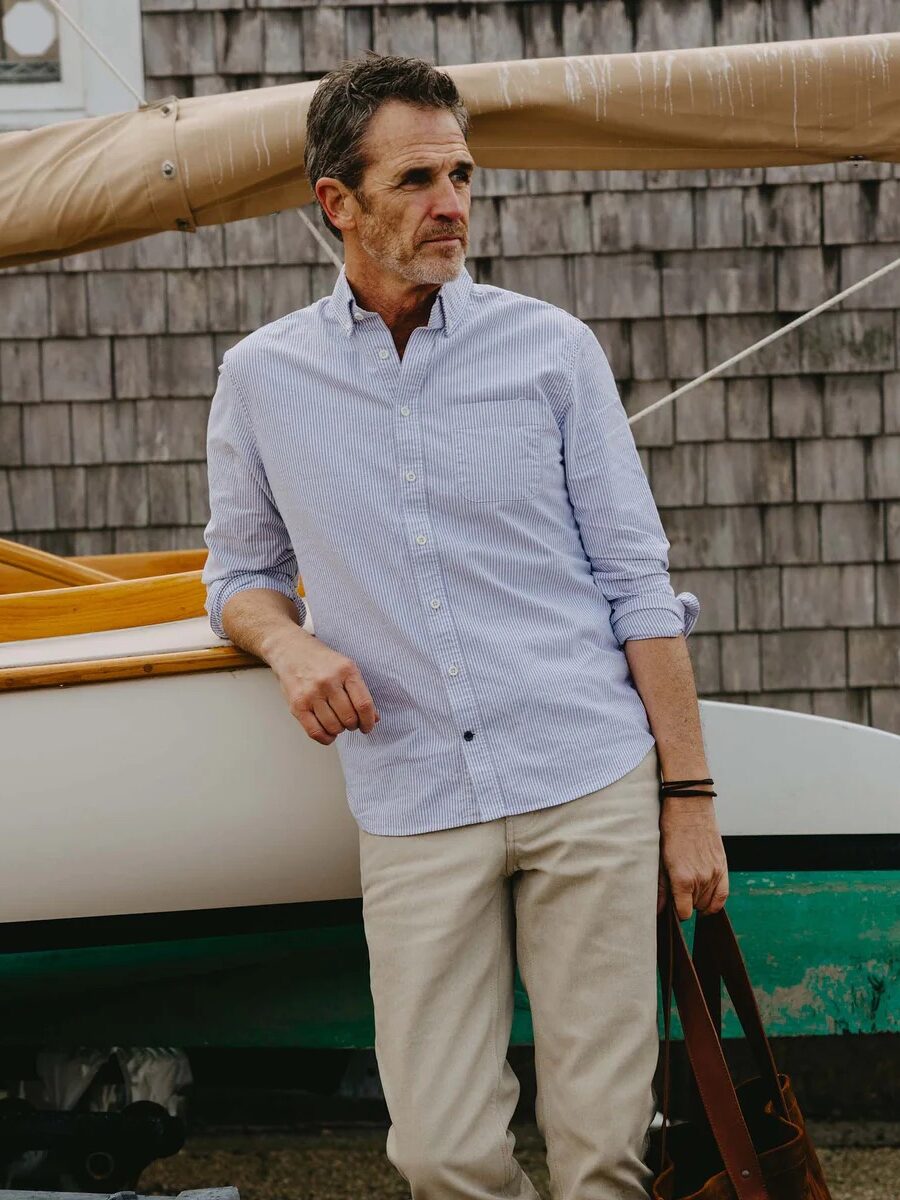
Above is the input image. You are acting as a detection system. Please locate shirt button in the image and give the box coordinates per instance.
[430,598,441,609]
[378,348,390,359]
[448,665,459,676]
[400,406,411,416]
[463,730,474,741]
[416,534,427,545]
[405,471,416,482]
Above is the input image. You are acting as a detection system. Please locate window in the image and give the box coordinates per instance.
[0,0,143,130]
[1,0,61,83]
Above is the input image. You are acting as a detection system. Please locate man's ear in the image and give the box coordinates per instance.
[315,177,357,235]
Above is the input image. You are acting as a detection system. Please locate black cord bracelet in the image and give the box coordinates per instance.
[659,776,717,798]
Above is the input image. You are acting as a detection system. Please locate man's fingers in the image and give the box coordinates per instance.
[343,673,380,732]
[293,708,337,746]
[325,682,363,731]
[669,876,694,922]
[693,874,718,916]
[312,695,343,737]
[701,871,730,916]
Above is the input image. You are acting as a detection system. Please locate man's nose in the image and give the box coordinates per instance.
[430,176,466,222]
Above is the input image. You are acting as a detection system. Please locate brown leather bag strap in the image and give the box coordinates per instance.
[658,893,675,1173]
[692,909,788,1121]
[658,898,771,1200]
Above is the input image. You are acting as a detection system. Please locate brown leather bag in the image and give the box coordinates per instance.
[652,896,833,1199]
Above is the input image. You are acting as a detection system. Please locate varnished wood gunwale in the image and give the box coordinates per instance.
[73,549,212,579]
[0,571,208,643]
[0,645,261,691]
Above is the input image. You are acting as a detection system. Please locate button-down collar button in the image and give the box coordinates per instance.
[416,534,427,545]
[400,406,411,416]
[377,348,390,359]
[448,665,459,676]
[405,471,416,481]
[430,598,441,609]
[353,311,364,321]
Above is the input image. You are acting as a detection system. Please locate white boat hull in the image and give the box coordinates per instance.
[2,663,899,925]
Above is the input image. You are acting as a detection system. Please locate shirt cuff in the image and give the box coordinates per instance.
[205,572,308,642]
[611,590,700,645]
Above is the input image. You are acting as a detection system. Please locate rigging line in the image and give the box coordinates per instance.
[44,0,146,108]
[294,205,344,270]
[628,251,900,426]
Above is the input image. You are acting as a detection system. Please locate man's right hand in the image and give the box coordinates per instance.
[268,628,380,745]
[218,588,381,745]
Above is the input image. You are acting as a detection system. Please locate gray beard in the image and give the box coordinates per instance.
[357,223,465,286]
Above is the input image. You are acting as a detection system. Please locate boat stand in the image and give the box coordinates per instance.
[0,1190,239,1198]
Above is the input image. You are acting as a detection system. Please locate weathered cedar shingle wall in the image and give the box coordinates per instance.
[1,0,899,733]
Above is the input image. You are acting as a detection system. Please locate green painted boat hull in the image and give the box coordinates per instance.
[0,872,896,1048]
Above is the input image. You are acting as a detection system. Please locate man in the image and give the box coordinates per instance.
[202,52,728,1200]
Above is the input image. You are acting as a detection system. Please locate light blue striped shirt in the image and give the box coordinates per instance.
[202,263,700,836]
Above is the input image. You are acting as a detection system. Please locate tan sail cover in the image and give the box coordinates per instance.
[1,32,898,268]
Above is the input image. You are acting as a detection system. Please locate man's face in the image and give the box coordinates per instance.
[349,100,473,285]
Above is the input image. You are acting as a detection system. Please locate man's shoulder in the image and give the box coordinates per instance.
[471,279,585,345]
[221,296,330,379]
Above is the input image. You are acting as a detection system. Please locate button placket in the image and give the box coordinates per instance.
[394,332,489,785]
[354,320,400,391]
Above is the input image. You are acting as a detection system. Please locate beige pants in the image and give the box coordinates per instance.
[358,743,662,1199]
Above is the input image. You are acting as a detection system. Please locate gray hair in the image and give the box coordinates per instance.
[303,52,470,243]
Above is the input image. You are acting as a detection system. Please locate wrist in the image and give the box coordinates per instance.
[261,622,312,668]
[658,759,711,780]
[661,792,715,810]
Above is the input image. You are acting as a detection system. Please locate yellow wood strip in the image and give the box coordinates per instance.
[0,645,261,692]
[0,537,118,587]
[75,549,304,595]
[0,550,213,594]
[73,549,211,579]
[0,566,66,595]
[0,571,208,643]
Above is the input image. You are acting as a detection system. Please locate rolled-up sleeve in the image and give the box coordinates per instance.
[562,323,700,645]
[201,357,307,641]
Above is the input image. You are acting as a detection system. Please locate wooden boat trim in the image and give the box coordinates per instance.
[0,546,215,594]
[0,570,208,643]
[0,536,118,587]
[0,645,261,691]
[73,548,211,579]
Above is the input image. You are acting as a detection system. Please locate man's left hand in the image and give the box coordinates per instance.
[657,799,729,921]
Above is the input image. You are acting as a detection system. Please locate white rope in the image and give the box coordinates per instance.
[628,252,900,426]
[44,0,146,107]
[294,205,344,269]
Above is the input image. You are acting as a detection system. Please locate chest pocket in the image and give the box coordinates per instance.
[450,399,546,504]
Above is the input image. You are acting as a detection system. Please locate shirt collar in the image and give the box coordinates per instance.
[328,262,474,339]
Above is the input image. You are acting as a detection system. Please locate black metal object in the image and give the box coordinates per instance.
[0,1099,184,1194]
[0,1191,239,1199]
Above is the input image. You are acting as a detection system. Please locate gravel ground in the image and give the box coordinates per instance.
[136,1123,899,1199]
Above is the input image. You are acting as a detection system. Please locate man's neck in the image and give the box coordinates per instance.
[345,263,441,343]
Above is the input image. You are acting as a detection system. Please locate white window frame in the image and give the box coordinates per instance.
[0,0,143,130]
